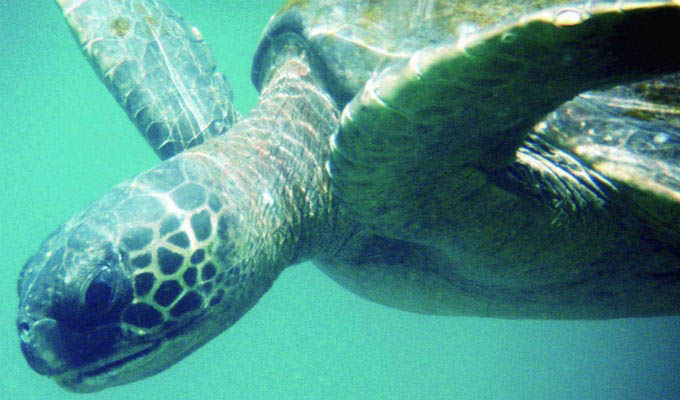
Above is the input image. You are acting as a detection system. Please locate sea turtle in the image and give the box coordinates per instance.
[16,0,680,393]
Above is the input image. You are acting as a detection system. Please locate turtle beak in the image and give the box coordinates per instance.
[18,309,127,379]
[18,315,74,376]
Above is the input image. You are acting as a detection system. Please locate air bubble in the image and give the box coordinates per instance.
[190,26,203,41]
[500,32,516,44]
[654,133,669,144]
[555,9,585,26]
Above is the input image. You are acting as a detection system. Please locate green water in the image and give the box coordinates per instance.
[1,1,679,399]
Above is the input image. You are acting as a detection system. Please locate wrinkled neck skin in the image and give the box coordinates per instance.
[142,48,343,372]
[148,31,345,369]
[201,35,343,269]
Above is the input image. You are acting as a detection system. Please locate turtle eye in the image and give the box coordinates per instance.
[85,267,114,312]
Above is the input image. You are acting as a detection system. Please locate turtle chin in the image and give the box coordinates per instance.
[55,341,162,393]
[54,305,246,392]
[52,318,214,392]
[18,312,164,393]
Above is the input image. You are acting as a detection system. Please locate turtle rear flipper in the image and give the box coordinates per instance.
[57,0,238,159]
[330,1,680,242]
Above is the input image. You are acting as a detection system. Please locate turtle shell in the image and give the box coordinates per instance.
[253,0,578,105]
[254,1,680,242]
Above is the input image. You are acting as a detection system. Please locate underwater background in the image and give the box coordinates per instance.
[1,1,679,399]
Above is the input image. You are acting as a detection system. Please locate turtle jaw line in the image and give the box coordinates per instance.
[56,341,161,392]
[82,341,160,378]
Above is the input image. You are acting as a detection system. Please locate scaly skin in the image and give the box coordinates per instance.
[16,0,680,393]
[17,28,347,392]
[57,0,238,159]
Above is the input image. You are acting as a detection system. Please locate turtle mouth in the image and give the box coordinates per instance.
[56,341,161,392]
[82,341,160,378]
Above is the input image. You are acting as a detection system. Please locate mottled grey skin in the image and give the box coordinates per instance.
[16,0,680,393]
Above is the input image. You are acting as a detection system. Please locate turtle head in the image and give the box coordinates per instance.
[17,156,269,392]
[16,218,142,391]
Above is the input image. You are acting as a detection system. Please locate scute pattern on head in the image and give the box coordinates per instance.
[114,160,241,334]
[17,151,246,346]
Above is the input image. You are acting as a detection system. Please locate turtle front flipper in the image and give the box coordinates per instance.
[56,0,238,159]
[538,73,680,236]
[330,1,680,242]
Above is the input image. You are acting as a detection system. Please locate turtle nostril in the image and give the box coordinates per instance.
[17,318,72,376]
[17,316,34,343]
[18,322,31,342]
